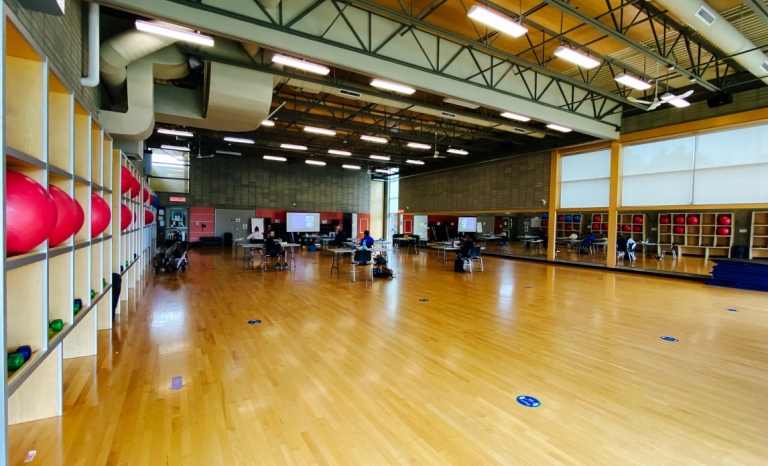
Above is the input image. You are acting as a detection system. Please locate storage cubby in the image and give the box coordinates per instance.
[73,103,90,180]
[750,211,768,259]
[48,253,73,334]
[91,123,102,187]
[657,212,734,259]
[616,213,646,242]
[8,345,62,424]
[588,213,608,237]
[555,213,584,237]
[47,71,72,173]
[6,262,45,365]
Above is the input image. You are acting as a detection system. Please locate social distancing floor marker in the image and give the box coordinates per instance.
[660,336,678,342]
[516,396,541,408]
[171,376,183,390]
[248,320,262,324]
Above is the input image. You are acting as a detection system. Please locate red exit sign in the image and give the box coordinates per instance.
[169,197,186,202]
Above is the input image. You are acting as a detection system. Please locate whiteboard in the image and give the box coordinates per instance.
[250,218,264,234]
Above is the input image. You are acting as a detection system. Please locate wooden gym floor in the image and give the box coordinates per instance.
[8,247,768,465]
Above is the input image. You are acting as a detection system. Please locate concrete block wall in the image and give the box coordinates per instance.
[156,155,371,213]
[399,152,550,212]
[5,0,100,115]
[622,87,768,134]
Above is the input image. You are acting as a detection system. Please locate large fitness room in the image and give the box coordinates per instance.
[2,0,768,464]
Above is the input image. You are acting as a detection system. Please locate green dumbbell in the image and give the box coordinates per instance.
[50,319,64,332]
[125,260,129,267]
[7,353,24,372]
[90,289,96,299]
[73,299,83,314]
[103,278,107,288]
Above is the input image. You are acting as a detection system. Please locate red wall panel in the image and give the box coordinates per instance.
[189,207,215,242]
[357,213,371,239]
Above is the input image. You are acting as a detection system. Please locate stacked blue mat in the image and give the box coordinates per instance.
[708,258,768,292]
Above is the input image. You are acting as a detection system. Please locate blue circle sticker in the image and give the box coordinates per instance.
[660,336,678,342]
[516,395,541,408]
[726,308,739,312]
[420,298,429,302]
[248,320,262,325]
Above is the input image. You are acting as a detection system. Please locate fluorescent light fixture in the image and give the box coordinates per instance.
[375,168,394,174]
[342,164,361,170]
[443,97,479,109]
[370,79,416,95]
[272,54,330,75]
[305,160,326,166]
[135,20,214,46]
[407,142,431,149]
[546,123,572,133]
[303,126,336,136]
[160,145,190,152]
[553,46,600,69]
[447,148,468,155]
[500,111,531,122]
[280,144,308,150]
[261,120,275,127]
[263,155,287,161]
[360,135,388,143]
[157,128,193,137]
[223,137,254,144]
[328,149,352,156]
[216,150,241,156]
[668,98,690,108]
[614,73,652,90]
[467,5,527,38]
[406,159,425,165]
[370,155,390,161]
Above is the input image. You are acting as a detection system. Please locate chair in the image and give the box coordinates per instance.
[350,249,373,282]
[467,247,483,272]
[531,240,544,255]
[262,245,284,270]
[661,245,677,260]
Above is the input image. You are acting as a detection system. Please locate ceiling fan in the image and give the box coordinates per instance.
[432,133,448,158]
[627,80,693,111]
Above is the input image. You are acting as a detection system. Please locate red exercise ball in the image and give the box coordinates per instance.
[120,204,132,231]
[602,223,608,230]
[120,166,133,195]
[592,223,600,231]
[129,176,141,199]
[565,224,572,230]
[674,226,685,234]
[541,220,548,227]
[133,211,137,224]
[5,171,58,256]
[144,209,155,225]
[718,215,732,225]
[48,185,79,247]
[557,215,564,222]
[660,216,671,224]
[674,216,685,224]
[73,199,85,236]
[90,194,111,238]
[142,187,150,204]
[686,216,700,225]
[622,224,631,232]
[717,227,731,236]
[633,225,642,232]
[633,216,643,224]
[593,215,602,222]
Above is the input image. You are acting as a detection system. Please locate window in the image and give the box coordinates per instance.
[559,149,610,208]
[148,150,189,193]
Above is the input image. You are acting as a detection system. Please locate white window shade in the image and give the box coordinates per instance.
[696,126,768,169]
[559,149,611,208]
[560,149,610,181]
[693,163,768,204]
[622,137,695,175]
[622,171,693,207]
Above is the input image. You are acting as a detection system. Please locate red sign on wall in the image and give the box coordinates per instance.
[169,197,186,202]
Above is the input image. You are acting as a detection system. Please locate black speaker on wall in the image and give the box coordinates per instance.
[331,219,340,226]
[707,92,733,108]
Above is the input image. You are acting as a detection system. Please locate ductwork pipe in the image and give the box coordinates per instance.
[81,3,99,87]
[655,0,768,86]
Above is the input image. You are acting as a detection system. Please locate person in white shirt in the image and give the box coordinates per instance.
[247,227,263,241]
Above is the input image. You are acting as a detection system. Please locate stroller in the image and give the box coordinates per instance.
[153,241,189,273]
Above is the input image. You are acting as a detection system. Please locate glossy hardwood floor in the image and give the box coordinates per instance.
[8,247,768,465]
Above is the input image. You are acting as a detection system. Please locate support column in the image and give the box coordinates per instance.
[607,141,622,268]
[547,150,560,262]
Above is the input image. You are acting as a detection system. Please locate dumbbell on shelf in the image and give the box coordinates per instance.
[7,345,32,372]
[74,298,83,314]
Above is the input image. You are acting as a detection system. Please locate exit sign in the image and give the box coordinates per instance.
[169,197,186,202]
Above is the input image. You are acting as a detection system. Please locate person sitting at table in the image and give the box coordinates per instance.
[265,230,289,270]
[333,228,349,248]
[457,234,474,261]
[247,226,263,241]
[536,228,548,250]
[617,235,628,259]
[580,234,595,254]
[360,230,375,248]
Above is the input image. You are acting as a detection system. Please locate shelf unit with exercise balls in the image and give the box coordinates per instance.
[1,12,155,439]
[749,212,768,259]
[555,213,583,236]
[657,212,734,259]
[617,214,647,242]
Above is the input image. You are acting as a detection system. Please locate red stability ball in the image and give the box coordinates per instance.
[565,224,572,230]
[633,225,642,232]
[674,226,685,234]
[120,166,133,195]
[6,171,58,256]
[541,220,548,227]
[718,215,732,225]
[73,198,85,236]
[601,223,608,230]
[90,194,111,238]
[633,216,643,224]
[717,227,731,236]
[557,215,564,222]
[48,185,79,247]
[674,216,685,224]
[129,176,141,199]
[593,215,602,222]
[145,209,155,225]
[592,223,600,231]
[687,216,700,225]
[660,216,671,224]
[120,204,132,231]
[622,224,632,232]
[143,187,150,204]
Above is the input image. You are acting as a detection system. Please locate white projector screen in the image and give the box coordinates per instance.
[287,212,320,232]
[458,217,476,232]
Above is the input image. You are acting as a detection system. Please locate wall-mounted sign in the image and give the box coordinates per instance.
[169,197,186,202]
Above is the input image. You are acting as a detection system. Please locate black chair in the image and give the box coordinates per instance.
[262,244,286,270]
[350,249,373,282]
[468,247,483,272]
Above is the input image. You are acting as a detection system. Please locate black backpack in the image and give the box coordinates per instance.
[454,258,465,272]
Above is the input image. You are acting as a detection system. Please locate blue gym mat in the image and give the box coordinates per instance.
[707,258,768,292]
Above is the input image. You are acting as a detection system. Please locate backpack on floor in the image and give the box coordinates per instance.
[454,259,465,272]
[373,266,394,278]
